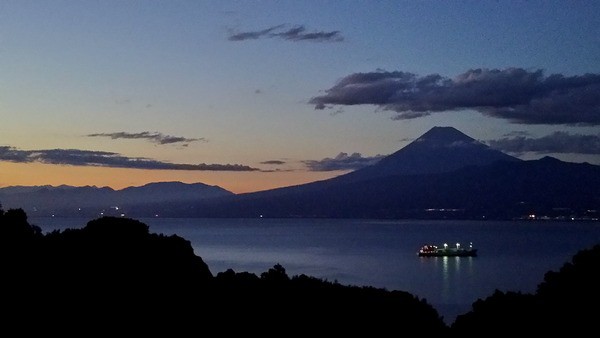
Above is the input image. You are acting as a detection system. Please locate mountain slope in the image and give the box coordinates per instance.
[172,157,600,219]
[339,126,519,183]
[150,126,594,219]
[226,126,521,198]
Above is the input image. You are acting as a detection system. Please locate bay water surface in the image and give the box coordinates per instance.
[30,217,600,324]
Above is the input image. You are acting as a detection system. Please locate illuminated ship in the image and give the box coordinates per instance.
[417,242,477,257]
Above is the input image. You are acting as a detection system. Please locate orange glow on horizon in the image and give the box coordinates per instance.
[0,162,345,194]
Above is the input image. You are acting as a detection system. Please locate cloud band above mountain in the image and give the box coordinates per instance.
[310,68,600,125]
[303,152,384,171]
[87,131,205,145]
[0,146,258,171]
[488,132,600,155]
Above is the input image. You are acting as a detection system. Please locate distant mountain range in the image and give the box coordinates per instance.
[0,182,232,217]
[2,126,599,220]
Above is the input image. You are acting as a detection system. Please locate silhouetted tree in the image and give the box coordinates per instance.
[451,290,539,333]
[534,244,600,332]
[452,244,600,334]
[0,207,42,241]
[260,263,290,282]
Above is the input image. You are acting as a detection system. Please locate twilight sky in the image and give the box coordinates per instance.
[1,1,599,193]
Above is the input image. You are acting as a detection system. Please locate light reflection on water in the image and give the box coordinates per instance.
[436,256,474,305]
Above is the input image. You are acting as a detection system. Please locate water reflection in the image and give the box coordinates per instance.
[422,256,474,306]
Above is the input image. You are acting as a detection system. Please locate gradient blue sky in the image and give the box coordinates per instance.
[1,1,599,193]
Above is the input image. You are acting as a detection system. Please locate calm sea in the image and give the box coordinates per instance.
[30,217,600,324]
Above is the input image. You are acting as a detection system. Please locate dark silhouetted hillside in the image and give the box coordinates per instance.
[1,209,214,330]
[2,207,598,333]
[0,208,447,334]
[451,243,600,333]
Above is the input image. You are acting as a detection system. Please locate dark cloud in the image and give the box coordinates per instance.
[227,24,284,41]
[0,146,33,162]
[260,160,286,165]
[87,131,206,145]
[0,146,258,171]
[228,24,343,42]
[487,132,600,155]
[303,152,384,171]
[115,98,131,105]
[502,130,531,137]
[260,168,295,173]
[310,68,600,125]
[271,25,343,42]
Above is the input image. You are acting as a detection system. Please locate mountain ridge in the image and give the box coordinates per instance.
[172,157,600,219]
[1,126,598,220]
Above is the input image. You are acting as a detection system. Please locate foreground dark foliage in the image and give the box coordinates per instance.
[3,207,597,334]
[452,243,600,334]
[0,208,447,334]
